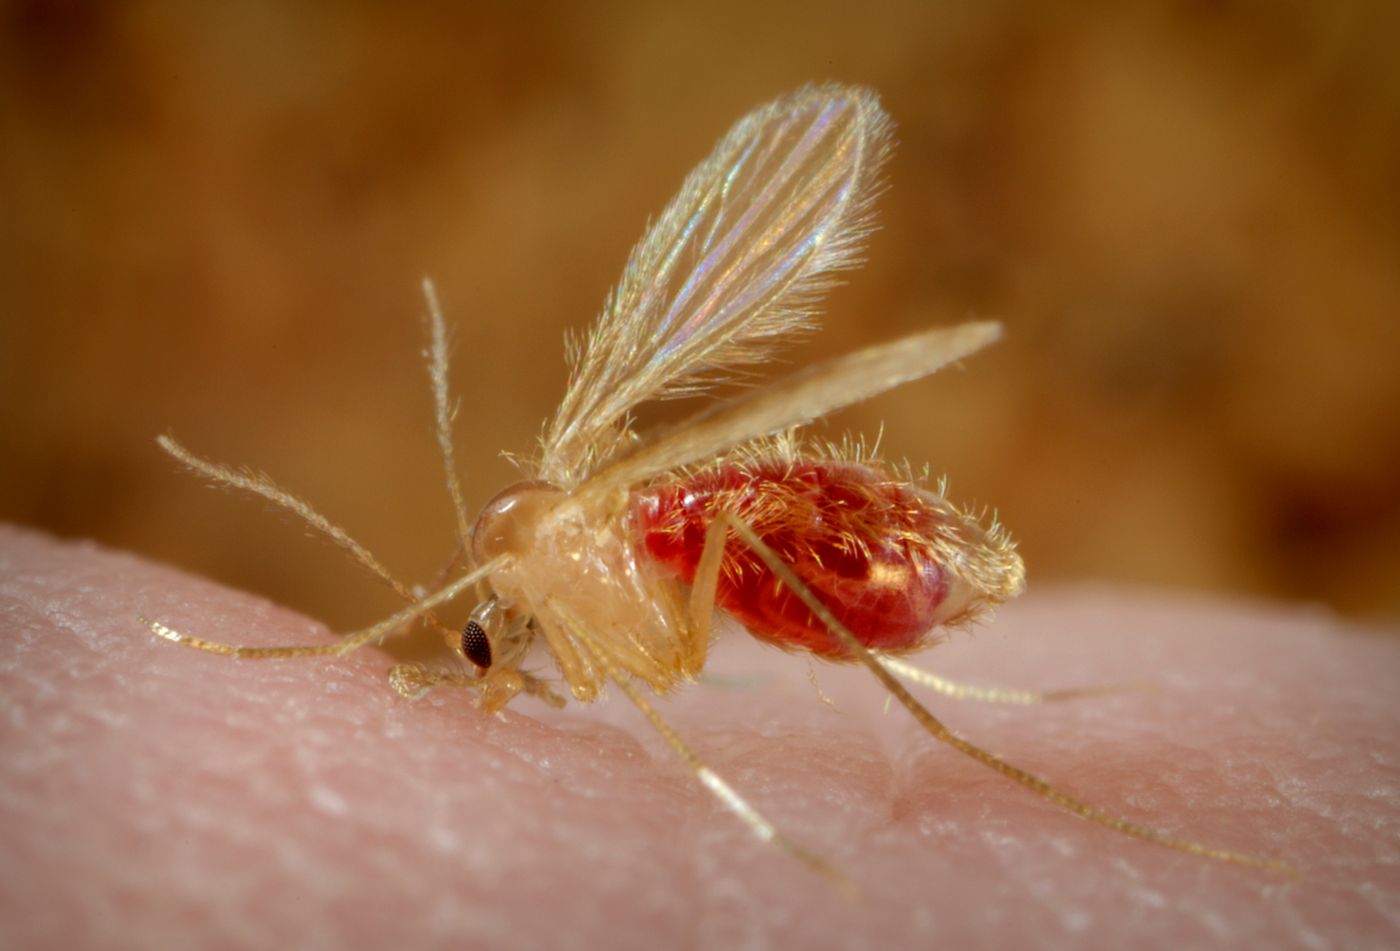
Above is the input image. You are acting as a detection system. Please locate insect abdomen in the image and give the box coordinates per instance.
[631,455,1022,658]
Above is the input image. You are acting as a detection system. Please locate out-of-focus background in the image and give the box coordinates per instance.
[3,2,1397,632]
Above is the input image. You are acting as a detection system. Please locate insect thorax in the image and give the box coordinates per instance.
[472,481,695,700]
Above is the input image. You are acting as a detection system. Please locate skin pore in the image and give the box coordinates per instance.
[1,523,1396,949]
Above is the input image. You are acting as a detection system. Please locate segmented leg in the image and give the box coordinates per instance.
[687,512,728,651]
[714,512,1293,875]
[549,599,855,894]
[692,514,1125,709]
[142,555,507,660]
[875,654,1152,705]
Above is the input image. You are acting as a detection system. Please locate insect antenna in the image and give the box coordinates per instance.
[156,434,463,647]
[141,554,508,660]
[419,277,474,552]
[715,513,1295,875]
[158,434,405,593]
[575,322,1003,504]
[550,600,857,895]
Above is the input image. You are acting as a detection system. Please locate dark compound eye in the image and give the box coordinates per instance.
[461,619,493,669]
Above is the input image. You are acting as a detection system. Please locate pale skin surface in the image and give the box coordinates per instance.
[2,523,1397,950]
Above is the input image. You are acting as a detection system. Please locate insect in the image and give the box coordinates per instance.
[145,84,1285,881]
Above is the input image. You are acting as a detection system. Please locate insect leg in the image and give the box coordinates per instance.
[688,513,729,645]
[875,654,1153,705]
[671,512,731,675]
[715,512,1293,875]
[548,600,855,893]
[141,555,507,660]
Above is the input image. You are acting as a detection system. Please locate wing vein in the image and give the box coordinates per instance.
[539,85,893,486]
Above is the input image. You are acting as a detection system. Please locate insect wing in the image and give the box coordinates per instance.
[539,84,893,486]
[575,322,1002,501]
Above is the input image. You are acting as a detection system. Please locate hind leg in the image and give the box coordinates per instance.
[711,511,1291,875]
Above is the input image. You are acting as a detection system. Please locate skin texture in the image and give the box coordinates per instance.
[2,522,1397,949]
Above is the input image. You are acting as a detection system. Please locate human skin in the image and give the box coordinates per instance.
[1,523,1396,949]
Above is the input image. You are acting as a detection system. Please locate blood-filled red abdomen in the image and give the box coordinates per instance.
[630,457,972,658]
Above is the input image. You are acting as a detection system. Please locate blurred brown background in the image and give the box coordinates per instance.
[3,2,1397,631]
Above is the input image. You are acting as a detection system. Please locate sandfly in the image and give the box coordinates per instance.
[145,84,1285,881]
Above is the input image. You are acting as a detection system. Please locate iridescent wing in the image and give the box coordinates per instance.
[573,322,1002,503]
[538,84,893,487]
